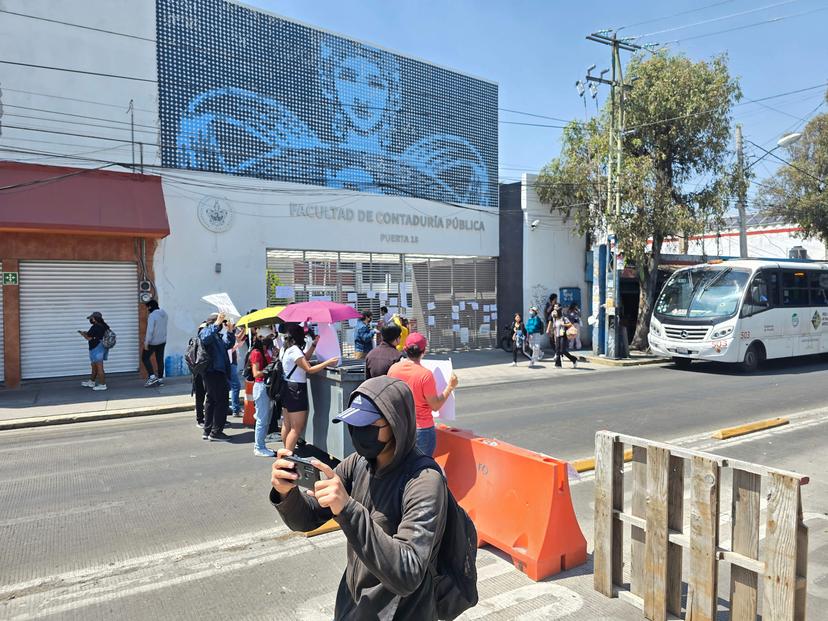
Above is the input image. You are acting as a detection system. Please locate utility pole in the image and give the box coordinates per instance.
[585,31,639,359]
[735,123,748,258]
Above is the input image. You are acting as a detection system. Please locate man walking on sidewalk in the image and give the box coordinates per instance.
[199,312,235,442]
[142,299,168,387]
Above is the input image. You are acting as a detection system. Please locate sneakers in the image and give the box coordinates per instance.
[144,375,158,387]
[81,380,95,388]
[202,432,210,440]
[92,384,108,391]
[208,431,231,442]
[572,359,578,369]
[254,447,276,457]
[510,362,517,367]
[197,421,204,428]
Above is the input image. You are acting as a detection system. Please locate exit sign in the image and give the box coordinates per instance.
[2,272,19,285]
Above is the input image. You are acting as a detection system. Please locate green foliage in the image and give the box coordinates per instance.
[536,51,740,348]
[759,91,828,241]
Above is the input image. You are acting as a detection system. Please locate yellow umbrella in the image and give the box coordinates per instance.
[236,306,285,329]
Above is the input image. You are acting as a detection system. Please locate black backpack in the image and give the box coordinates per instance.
[401,454,479,621]
[242,349,255,382]
[184,333,212,375]
[265,356,297,401]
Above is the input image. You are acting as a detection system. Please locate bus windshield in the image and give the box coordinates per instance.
[655,267,750,321]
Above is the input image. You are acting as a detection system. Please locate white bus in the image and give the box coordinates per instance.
[649,259,828,371]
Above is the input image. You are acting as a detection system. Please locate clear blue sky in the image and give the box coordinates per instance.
[247,0,827,201]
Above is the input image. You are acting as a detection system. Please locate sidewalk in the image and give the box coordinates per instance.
[0,349,620,429]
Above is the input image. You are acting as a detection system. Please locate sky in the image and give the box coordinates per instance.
[245,0,827,209]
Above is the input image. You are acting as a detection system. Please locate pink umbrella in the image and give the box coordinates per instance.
[277,300,362,324]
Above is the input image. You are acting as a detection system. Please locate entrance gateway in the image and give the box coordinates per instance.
[266,250,498,354]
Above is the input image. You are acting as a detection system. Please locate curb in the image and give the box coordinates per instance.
[572,448,633,473]
[304,518,341,538]
[0,402,194,431]
[581,356,669,368]
[712,416,789,440]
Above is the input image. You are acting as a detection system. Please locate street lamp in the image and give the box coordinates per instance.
[745,132,802,172]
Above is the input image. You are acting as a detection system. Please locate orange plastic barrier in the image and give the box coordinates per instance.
[434,424,587,581]
[242,380,255,427]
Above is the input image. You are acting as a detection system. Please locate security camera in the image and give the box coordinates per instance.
[530,219,540,231]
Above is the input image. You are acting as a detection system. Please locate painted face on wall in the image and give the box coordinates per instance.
[333,56,388,134]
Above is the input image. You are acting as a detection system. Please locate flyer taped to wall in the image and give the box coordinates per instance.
[421,358,455,421]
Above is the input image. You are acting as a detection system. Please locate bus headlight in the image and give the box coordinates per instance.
[650,319,662,337]
[711,326,733,339]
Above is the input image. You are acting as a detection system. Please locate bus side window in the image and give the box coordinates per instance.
[809,271,828,306]
[743,272,770,316]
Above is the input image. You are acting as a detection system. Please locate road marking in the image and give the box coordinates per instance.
[0,501,125,527]
[0,434,126,453]
[458,582,583,619]
[0,527,342,620]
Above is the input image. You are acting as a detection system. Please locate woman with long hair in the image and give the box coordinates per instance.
[79,311,110,391]
[279,324,338,452]
[250,335,275,457]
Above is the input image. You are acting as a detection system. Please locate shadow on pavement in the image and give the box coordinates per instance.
[661,353,828,377]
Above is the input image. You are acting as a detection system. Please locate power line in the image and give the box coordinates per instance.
[630,0,800,39]
[0,162,115,192]
[0,60,156,82]
[2,87,156,114]
[0,8,154,41]
[612,0,737,32]
[663,4,828,44]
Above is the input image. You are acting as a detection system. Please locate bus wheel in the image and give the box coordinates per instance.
[672,357,692,369]
[740,343,765,373]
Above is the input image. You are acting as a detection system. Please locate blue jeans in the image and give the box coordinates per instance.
[416,426,437,457]
[229,362,241,413]
[253,382,272,451]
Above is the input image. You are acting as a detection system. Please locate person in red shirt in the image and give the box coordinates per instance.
[387,333,458,456]
[250,335,274,457]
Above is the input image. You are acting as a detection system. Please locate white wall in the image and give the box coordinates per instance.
[520,173,588,321]
[157,170,499,367]
[661,227,827,260]
[0,0,159,168]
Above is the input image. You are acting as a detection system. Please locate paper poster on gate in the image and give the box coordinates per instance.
[275,286,294,298]
[427,302,436,311]
[201,293,241,321]
[471,302,479,311]
[421,359,455,421]
[427,316,436,327]
[346,292,358,303]
[314,323,341,364]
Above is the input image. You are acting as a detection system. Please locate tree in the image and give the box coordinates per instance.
[536,51,740,350]
[759,90,828,241]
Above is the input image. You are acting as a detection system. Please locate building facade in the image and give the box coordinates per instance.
[0,0,500,383]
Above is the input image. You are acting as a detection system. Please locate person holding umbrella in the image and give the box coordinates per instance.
[280,323,339,452]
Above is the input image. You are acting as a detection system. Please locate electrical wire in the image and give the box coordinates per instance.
[612,0,738,32]
[0,9,154,42]
[0,162,115,191]
[629,0,800,39]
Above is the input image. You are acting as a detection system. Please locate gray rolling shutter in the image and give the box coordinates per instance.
[0,262,4,382]
[19,261,139,379]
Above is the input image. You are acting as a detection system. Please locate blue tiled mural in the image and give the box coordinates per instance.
[156,0,498,207]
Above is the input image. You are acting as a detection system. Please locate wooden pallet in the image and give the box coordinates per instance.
[593,430,809,621]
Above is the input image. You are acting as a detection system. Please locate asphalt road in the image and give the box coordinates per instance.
[1,356,827,620]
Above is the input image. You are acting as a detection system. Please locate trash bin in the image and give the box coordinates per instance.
[304,362,365,461]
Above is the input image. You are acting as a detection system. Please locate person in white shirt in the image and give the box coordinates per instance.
[142,300,169,387]
[279,323,338,452]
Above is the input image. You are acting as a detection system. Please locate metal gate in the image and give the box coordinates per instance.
[266,250,498,354]
[0,262,4,383]
[19,261,139,379]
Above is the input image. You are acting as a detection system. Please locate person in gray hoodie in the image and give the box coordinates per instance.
[142,299,168,387]
[270,376,448,620]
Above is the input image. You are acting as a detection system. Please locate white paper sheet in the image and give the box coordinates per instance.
[366,290,377,299]
[347,292,358,302]
[483,305,490,312]
[310,295,332,302]
[491,312,498,320]
[427,316,436,326]
[471,302,479,311]
[421,359,455,421]
[427,302,436,311]
[459,301,466,311]
[452,324,460,332]
[275,286,294,298]
[491,304,498,311]
[451,312,459,320]
[459,327,469,344]
[399,283,409,304]
[314,322,341,364]
[201,293,241,321]
[348,318,358,328]
[451,305,459,313]
[389,297,398,306]
[483,315,490,322]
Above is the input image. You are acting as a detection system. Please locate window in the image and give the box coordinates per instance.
[809,271,828,306]
[782,270,809,307]
[742,270,776,316]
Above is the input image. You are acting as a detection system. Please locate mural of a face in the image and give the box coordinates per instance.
[333,55,388,134]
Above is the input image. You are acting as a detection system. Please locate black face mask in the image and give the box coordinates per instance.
[349,424,388,460]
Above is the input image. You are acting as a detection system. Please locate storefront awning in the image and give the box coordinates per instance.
[0,161,170,238]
